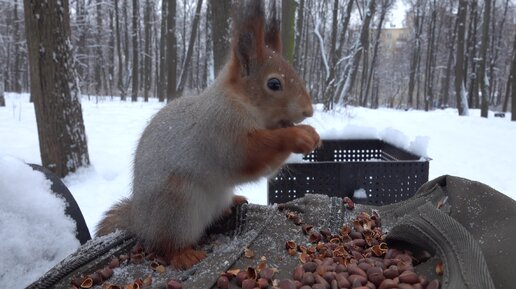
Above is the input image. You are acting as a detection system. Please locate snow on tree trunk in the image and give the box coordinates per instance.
[314,19,330,81]
[454,0,468,116]
[24,0,90,177]
[336,0,376,107]
[460,82,470,116]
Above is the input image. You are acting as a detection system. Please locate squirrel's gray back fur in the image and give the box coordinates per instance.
[128,66,261,250]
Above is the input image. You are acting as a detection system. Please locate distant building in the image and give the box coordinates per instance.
[375,4,410,54]
[378,27,410,53]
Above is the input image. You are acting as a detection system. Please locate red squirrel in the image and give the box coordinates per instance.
[96,0,320,270]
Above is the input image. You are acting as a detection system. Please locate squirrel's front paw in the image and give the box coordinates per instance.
[290,125,321,154]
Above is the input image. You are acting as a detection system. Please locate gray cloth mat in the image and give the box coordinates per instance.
[27,175,516,289]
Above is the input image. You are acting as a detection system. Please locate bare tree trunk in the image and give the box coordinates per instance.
[24,0,90,177]
[177,0,203,94]
[322,0,341,110]
[337,0,355,60]
[166,0,178,102]
[4,34,11,94]
[359,42,369,106]
[300,1,313,82]
[138,11,144,96]
[181,0,187,63]
[440,4,458,108]
[153,7,159,98]
[511,72,516,121]
[407,1,425,109]
[75,0,88,94]
[108,4,115,98]
[337,0,376,106]
[364,0,392,107]
[143,0,152,102]
[416,54,422,109]
[512,50,516,121]
[95,0,105,96]
[131,0,139,101]
[123,0,130,94]
[503,32,515,113]
[158,0,167,102]
[466,0,478,108]
[373,76,380,108]
[12,0,22,93]
[114,0,126,100]
[424,3,437,111]
[196,18,204,90]
[478,0,491,118]
[203,5,210,87]
[488,0,509,106]
[0,82,5,106]
[455,0,469,116]
[281,0,296,63]
[331,0,354,105]
[209,0,231,76]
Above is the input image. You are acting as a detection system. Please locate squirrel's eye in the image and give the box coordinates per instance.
[267,78,282,91]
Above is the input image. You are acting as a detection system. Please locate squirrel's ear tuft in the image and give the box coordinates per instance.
[230,0,266,77]
[265,1,282,54]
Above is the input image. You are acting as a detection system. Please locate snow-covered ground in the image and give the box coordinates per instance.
[1,92,515,288]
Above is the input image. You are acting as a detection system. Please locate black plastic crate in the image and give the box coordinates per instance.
[268,139,429,205]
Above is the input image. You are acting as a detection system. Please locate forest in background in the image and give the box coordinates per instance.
[0,0,515,113]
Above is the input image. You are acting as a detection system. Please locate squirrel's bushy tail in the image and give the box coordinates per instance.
[95,198,131,236]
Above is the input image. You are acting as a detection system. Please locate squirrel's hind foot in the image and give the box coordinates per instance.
[223,195,248,217]
[168,246,206,270]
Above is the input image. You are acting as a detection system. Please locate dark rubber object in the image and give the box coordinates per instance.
[29,164,91,245]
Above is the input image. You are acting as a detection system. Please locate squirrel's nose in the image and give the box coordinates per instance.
[303,106,314,117]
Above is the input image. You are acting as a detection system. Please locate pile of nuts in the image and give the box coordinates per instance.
[70,242,173,289]
[70,197,442,289]
[216,198,441,289]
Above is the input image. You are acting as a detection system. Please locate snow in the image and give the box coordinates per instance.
[1,92,516,287]
[353,188,367,199]
[314,19,330,80]
[0,155,80,289]
[385,1,408,28]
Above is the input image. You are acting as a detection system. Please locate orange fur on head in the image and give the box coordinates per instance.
[229,0,268,80]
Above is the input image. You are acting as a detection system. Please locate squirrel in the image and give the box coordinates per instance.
[96,0,320,270]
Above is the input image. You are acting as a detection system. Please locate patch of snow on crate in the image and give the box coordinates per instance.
[379,127,410,151]
[318,124,378,140]
[353,188,368,199]
[0,156,80,289]
[380,127,429,158]
[287,124,429,163]
[409,136,430,159]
